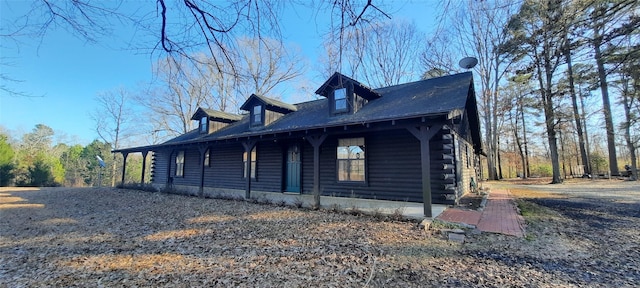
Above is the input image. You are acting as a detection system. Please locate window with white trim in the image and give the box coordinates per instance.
[337,138,365,182]
[175,151,185,177]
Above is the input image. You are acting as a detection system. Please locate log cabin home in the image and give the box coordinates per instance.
[113,72,482,217]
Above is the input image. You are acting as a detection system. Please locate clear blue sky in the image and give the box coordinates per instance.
[0,1,440,145]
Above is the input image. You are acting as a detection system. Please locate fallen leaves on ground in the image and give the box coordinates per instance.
[1,186,638,287]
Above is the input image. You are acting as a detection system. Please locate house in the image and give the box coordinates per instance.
[113,72,482,217]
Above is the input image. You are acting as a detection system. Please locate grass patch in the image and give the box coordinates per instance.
[516,199,560,224]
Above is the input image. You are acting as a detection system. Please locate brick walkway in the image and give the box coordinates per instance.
[437,189,525,237]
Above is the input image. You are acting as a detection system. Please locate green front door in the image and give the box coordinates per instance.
[285,145,301,193]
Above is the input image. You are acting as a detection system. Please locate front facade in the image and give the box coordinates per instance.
[114,72,482,217]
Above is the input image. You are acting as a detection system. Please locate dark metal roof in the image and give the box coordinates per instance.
[239,94,297,113]
[190,107,242,122]
[114,72,479,153]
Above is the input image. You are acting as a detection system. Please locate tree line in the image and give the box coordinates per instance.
[0,125,146,187]
[425,0,638,182]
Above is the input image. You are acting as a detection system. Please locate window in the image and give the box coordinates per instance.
[243,146,257,179]
[334,88,347,112]
[337,138,365,182]
[200,116,208,133]
[253,105,262,125]
[465,144,470,168]
[175,151,185,177]
[204,149,211,167]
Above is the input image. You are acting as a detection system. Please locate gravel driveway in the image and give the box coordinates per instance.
[1,182,639,287]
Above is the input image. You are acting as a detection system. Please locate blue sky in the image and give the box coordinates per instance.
[0,1,440,145]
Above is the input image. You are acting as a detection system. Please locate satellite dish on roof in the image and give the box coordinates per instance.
[459,57,478,69]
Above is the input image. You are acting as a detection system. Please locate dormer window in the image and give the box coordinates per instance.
[334,88,347,112]
[252,105,263,126]
[240,94,296,128]
[200,116,208,133]
[315,73,381,116]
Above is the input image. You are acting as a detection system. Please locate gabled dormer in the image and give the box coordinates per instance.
[191,107,242,134]
[240,94,297,128]
[315,72,381,115]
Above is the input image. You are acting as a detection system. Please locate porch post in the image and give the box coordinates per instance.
[166,150,174,189]
[407,124,443,217]
[307,134,327,209]
[242,140,257,199]
[121,152,129,186]
[198,146,208,197]
[141,151,149,185]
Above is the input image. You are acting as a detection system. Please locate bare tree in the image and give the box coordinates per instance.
[582,0,639,175]
[501,0,571,184]
[235,37,306,97]
[93,87,135,186]
[428,0,518,180]
[137,56,215,136]
[319,0,392,78]
[504,74,534,178]
[320,20,422,87]
[420,31,459,79]
[139,38,305,138]
[3,1,390,93]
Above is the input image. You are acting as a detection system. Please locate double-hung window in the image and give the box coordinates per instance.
[175,151,185,177]
[243,147,257,179]
[200,116,208,133]
[334,88,347,112]
[337,138,365,182]
[253,105,262,125]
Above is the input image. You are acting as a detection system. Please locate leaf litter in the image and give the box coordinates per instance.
[0,186,638,287]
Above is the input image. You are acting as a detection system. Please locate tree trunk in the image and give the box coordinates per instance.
[513,102,527,179]
[579,91,592,175]
[621,80,638,181]
[536,47,562,184]
[484,88,499,180]
[564,31,590,176]
[593,26,619,175]
[520,99,530,178]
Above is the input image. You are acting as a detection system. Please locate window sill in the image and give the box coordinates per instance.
[336,180,368,186]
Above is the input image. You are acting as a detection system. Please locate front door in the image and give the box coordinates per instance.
[285,145,301,193]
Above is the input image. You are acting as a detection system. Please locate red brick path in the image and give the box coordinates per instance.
[437,189,526,237]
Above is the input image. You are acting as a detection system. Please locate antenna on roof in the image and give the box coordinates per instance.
[458,57,478,70]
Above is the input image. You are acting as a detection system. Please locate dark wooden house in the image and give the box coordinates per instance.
[113,72,482,217]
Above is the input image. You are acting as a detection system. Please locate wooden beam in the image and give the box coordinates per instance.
[306,134,327,208]
[121,152,129,186]
[198,146,208,197]
[406,123,443,217]
[141,151,149,185]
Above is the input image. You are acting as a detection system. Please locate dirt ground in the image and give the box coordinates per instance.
[1,181,639,287]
